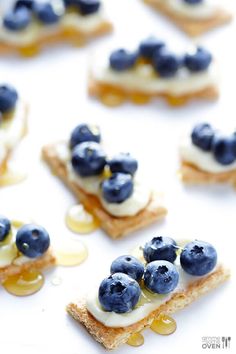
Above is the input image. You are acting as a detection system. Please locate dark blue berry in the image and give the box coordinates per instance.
[144,260,179,294]
[0,84,18,114]
[14,0,35,10]
[180,241,217,276]
[33,1,64,25]
[110,255,144,282]
[109,49,138,71]
[139,37,165,59]
[143,236,177,263]
[71,141,106,177]
[0,216,11,242]
[78,0,100,15]
[70,123,101,149]
[191,123,215,151]
[98,273,141,313]
[184,47,212,72]
[108,153,138,176]
[101,173,133,204]
[153,48,181,78]
[212,135,236,165]
[16,224,50,258]
[3,7,32,31]
[183,0,203,4]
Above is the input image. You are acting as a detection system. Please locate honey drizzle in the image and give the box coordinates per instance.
[151,314,177,335]
[2,269,44,296]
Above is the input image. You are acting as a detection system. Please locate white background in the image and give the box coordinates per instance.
[0,0,235,353]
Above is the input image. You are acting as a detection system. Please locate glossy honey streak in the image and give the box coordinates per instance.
[3,269,44,296]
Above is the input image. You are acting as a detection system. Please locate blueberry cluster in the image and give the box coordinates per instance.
[191,123,236,165]
[183,0,203,4]
[0,84,18,116]
[98,237,217,313]
[109,37,212,78]
[3,0,101,31]
[70,123,138,204]
[0,215,50,258]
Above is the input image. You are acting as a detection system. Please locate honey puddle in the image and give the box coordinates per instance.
[2,269,44,296]
[66,204,100,234]
[0,166,27,187]
[55,239,88,266]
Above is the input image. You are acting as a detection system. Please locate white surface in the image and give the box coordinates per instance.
[0,0,235,353]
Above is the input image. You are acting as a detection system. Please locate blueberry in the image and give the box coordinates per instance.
[184,47,212,72]
[108,153,138,176]
[212,135,236,165]
[233,133,236,157]
[180,241,217,276]
[77,0,100,15]
[110,255,144,282]
[139,37,165,59]
[101,173,133,204]
[16,224,50,258]
[14,0,35,10]
[144,260,179,294]
[70,123,101,150]
[143,236,177,264]
[33,1,64,25]
[3,7,32,31]
[0,216,11,242]
[183,0,203,4]
[191,123,215,151]
[109,49,138,71]
[71,141,106,177]
[98,273,141,313]
[0,84,18,114]
[153,48,181,78]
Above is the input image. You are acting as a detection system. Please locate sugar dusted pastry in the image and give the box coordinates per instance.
[89,37,219,107]
[0,84,27,178]
[143,0,232,36]
[179,123,236,186]
[67,236,230,350]
[0,0,112,57]
[42,123,167,238]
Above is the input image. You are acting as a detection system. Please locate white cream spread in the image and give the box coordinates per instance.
[0,9,107,46]
[92,60,218,97]
[156,0,220,20]
[55,142,151,217]
[0,101,26,165]
[86,257,214,327]
[179,135,236,173]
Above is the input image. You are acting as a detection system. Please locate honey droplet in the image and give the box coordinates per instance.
[100,89,125,107]
[66,204,100,234]
[0,167,27,187]
[3,269,44,296]
[127,332,144,347]
[167,96,187,107]
[55,240,88,266]
[19,44,39,57]
[130,93,151,105]
[151,313,176,335]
